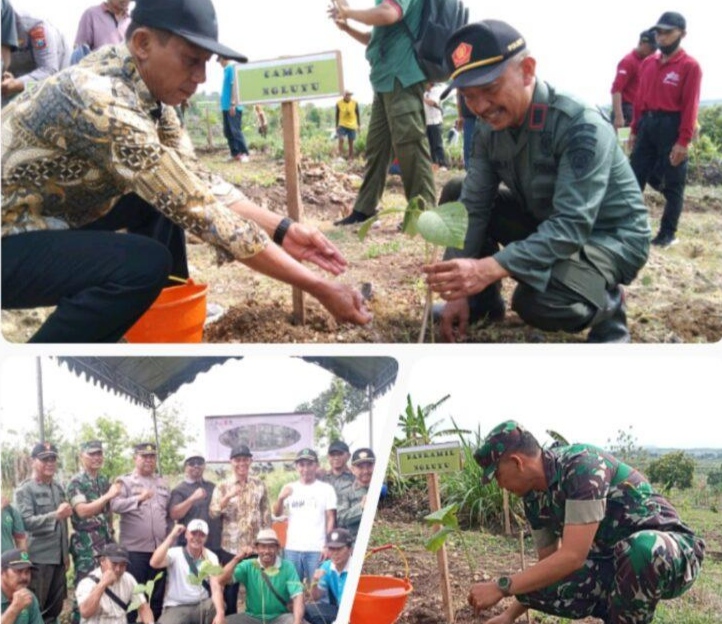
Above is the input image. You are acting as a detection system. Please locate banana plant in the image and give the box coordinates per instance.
[358,196,468,342]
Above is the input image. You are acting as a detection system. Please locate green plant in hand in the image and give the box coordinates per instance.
[358,196,468,342]
[128,571,164,614]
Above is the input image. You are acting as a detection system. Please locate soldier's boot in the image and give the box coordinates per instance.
[586,285,630,343]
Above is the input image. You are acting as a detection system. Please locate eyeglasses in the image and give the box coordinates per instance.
[187,460,205,467]
[38,456,58,463]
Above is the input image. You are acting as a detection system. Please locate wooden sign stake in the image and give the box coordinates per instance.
[281,101,305,324]
[427,472,455,623]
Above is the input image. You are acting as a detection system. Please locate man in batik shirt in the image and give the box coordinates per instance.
[209,445,270,615]
[469,420,705,624]
[1,0,370,342]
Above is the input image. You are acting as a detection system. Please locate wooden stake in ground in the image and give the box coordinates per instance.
[427,472,455,623]
[281,101,305,324]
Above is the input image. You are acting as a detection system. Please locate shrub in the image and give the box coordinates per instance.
[647,451,695,491]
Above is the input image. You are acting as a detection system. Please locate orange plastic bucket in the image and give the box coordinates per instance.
[272,520,288,549]
[350,545,413,624]
[125,279,208,343]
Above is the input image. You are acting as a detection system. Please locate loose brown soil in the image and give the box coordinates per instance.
[3,150,721,343]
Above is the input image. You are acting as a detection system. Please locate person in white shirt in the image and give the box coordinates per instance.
[76,543,154,624]
[272,448,336,585]
[149,520,225,624]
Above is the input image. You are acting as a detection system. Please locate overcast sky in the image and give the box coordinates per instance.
[16,0,721,107]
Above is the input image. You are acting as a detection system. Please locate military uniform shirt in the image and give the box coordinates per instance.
[13,478,68,564]
[336,481,367,537]
[366,0,425,92]
[1,503,26,551]
[8,13,70,91]
[524,444,697,556]
[67,470,113,537]
[1,590,43,624]
[450,80,650,292]
[320,469,355,499]
[110,472,170,552]
[1,44,269,262]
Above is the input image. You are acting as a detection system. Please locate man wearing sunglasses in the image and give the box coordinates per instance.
[629,11,702,248]
[67,440,123,623]
[13,442,72,623]
[169,452,221,554]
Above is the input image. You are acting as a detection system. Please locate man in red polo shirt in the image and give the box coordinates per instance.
[629,11,702,248]
[610,28,657,130]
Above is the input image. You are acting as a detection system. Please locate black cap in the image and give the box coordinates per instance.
[639,29,658,49]
[134,442,157,455]
[654,12,686,31]
[98,543,130,563]
[326,528,353,548]
[230,444,253,459]
[31,442,58,460]
[1,549,36,570]
[295,448,318,462]
[81,440,103,453]
[441,20,527,99]
[328,440,350,454]
[131,0,248,63]
[351,448,376,465]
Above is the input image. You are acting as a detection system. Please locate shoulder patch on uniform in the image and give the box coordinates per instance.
[568,134,598,151]
[529,104,547,130]
[569,149,596,179]
[567,123,597,138]
[28,25,47,50]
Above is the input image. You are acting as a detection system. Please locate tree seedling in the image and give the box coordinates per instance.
[128,571,164,614]
[423,503,476,576]
[358,196,468,343]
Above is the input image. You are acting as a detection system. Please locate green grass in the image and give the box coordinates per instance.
[364,239,402,259]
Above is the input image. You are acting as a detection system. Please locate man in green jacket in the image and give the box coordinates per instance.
[329,0,436,226]
[1,550,43,624]
[424,20,650,343]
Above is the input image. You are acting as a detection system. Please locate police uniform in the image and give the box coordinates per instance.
[476,421,705,624]
[3,11,70,105]
[438,21,650,342]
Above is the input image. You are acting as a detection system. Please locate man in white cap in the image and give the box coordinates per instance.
[75,543,154,624]
[218,528,304,624]
[149,521,225,624]
[1,0,371,342]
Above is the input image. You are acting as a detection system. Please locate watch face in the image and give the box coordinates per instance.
[498,576,512,592]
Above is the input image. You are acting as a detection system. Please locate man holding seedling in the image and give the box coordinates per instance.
[1,0,371,342]
[425,20,650,343]
[469,420,705,624]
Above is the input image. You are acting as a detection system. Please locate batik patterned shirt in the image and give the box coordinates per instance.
[209,476,270,553]
[1,44,269,261]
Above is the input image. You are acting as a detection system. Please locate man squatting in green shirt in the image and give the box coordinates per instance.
[424,21,650,343]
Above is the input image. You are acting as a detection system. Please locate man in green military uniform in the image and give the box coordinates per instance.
[336,448,375,538]
[424,21,650,343]
[1,549,43,624]
[470,420,705,624]
[13,442,71,624]
[329,0,436,226]
[66,440,122,623]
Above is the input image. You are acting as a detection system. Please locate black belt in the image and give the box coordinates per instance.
[643,110,680,118]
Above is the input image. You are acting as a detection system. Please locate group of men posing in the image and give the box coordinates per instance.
[0,0,704,344]
[2,438,376,624]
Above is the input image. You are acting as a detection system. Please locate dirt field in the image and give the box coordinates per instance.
[3,150,721,343]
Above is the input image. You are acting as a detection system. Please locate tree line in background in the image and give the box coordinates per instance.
[184,91,722,185]
[384,396,722,533]
[0,378,369,493]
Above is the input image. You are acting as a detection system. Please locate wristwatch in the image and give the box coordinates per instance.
[496,576,513,597]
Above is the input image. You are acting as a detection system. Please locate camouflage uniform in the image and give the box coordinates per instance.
[336,481,367,539]
[66,469,114,581]
[476,421,705,624]
[321,469,354,501]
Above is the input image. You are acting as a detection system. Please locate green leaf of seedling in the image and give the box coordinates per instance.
[425,526,456,553]
[357,208,406,241]
[423,503,460,528]
[416,202,468,249]
[188,575,202,586]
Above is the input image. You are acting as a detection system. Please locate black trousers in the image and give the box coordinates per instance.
[127,551,167,623]
[440,178,622,333]
[218,549,241,615]
[630,111,688,237]
[2,194,188,342]
[426,123,448,167]
[29,562,67,624]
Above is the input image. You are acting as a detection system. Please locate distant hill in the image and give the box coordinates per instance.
[700,99,722,108]
[645,447,722,459]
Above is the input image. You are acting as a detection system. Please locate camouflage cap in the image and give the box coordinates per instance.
[81,440,103,453]
[474,420,527,484]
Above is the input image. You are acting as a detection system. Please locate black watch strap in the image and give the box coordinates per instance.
[273,217,294,246]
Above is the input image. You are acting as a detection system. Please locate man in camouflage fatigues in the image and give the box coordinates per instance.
[336,448,375,539]
[66,440,122,623]
[470,420,705,624]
